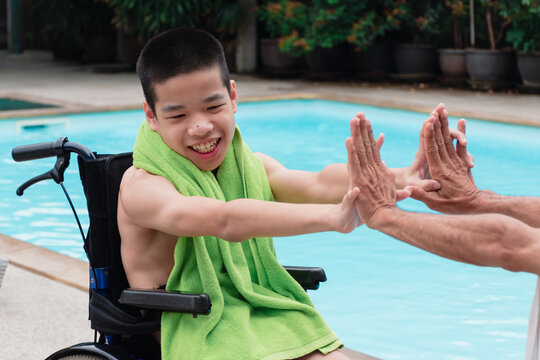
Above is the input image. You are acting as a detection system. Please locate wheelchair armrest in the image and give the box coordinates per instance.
[283,266,327,290]
[119,288,211,315]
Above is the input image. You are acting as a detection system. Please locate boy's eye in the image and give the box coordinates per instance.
[168,114,185,119]
[208,104,225,111]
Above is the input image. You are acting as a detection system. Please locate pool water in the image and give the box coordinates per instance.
[2,99,540,359]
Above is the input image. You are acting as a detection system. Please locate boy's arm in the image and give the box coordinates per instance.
[255,152,425,205]
[118,167,360,243]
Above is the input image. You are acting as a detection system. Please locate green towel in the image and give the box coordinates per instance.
[133,121,342,360]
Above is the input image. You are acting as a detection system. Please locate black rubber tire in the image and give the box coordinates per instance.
[53,355,106,360]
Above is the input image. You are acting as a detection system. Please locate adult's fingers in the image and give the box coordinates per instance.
[423,118,443,170]
[439,109,457,158]
[366,119,382,164]
[359,115,375,165]
[432,113,450,163]
[350,117,368,168]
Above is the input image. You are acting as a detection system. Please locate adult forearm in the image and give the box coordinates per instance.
[473,192,540,228]
[370,207,538,273]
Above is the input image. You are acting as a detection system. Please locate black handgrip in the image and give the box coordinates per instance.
[12,137,67,162]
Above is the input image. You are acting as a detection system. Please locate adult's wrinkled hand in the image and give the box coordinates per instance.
[406,107,481,214]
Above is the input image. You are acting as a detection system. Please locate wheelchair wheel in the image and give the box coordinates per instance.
[53,356,105,360]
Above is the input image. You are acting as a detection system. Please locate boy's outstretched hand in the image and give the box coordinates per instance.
[406,107,483,214]
[346,114,410,227]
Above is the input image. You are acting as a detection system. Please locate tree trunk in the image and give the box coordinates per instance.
[486,8,496,50]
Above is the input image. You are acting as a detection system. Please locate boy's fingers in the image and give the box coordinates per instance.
[456,119,468,160]
[405,186,429,202]
[346,137,363,179]
[415,179,441,191]
[457,118,466,135]
[376,133,385,150]
[396,189,410,202]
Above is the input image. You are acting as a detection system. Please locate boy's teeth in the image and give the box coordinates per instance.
[191,139,218,153]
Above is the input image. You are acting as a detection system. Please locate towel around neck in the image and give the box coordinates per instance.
[133,121,342,359]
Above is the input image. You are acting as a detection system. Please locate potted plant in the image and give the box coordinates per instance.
[346,0,396,78]
[32,0,93,60]
[300,0,358,75]
[465,0,518,89]
[106,0,244,67]
[83,2,117,64]
[256,1,306,75]
[390,0,444,81]
[438,0,469,81]
[506,1,540,88]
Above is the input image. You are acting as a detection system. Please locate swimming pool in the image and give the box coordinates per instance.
[2,99,539,359]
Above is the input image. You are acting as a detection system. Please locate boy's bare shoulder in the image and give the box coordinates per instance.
[254,152,285,174]
[120,166,170,197]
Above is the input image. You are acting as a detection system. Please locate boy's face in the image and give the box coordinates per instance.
[144,66,238,171]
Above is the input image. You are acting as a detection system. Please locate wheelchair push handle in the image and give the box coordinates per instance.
[12,137,95,162]
[12,138,67,162]
[12,137,96,196]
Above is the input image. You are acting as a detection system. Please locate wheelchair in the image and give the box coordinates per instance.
[12,137,330,360]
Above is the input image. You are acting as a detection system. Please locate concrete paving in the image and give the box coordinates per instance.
[1,49,540,359]
[2,50,540,127]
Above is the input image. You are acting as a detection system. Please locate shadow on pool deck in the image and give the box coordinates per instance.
[1,49,540,359]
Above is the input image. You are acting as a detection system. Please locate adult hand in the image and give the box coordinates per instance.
[406,108,482,214]
[399,104,474,191]
[346,113,408,227]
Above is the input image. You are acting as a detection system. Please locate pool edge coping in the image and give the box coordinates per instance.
[0,232,88,292]
[1,92,540,128]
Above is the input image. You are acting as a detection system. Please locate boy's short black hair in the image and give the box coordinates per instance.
[136,28,230,113]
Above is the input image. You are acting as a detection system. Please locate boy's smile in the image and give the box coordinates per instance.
[143,66,237,171]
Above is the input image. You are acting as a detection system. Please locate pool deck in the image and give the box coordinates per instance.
[1,49,540,359]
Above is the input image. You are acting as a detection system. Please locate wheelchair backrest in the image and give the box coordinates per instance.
[78,153,133,306]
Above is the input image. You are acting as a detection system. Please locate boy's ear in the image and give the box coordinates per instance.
[143,102,158,131]
[230,80,238,113]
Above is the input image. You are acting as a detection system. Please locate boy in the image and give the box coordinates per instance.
[117,28,460,359]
